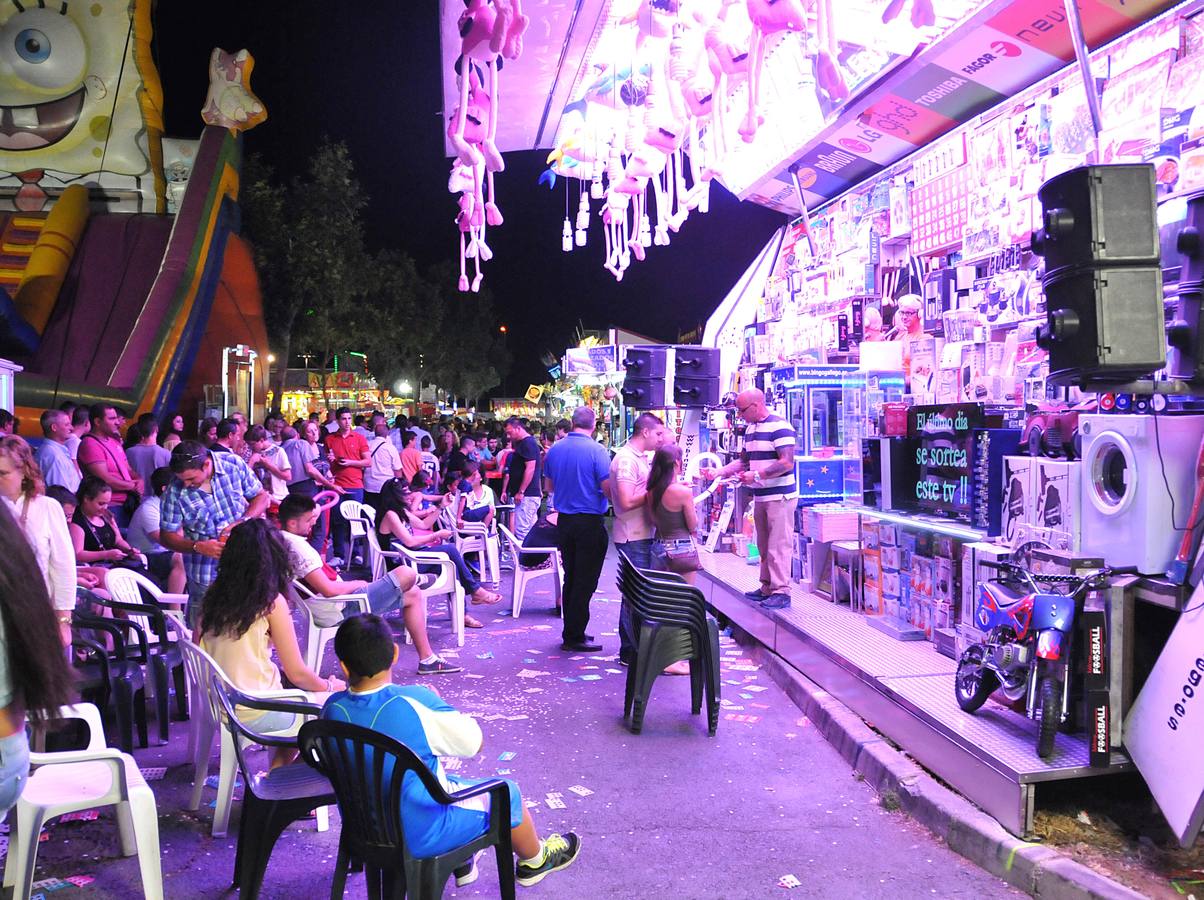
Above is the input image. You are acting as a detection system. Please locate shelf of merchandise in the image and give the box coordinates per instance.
[697,548,1132,838]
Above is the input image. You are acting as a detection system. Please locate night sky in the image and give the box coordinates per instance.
[154,2,785,395]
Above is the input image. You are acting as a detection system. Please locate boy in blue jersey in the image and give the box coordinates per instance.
[323,614,582,887]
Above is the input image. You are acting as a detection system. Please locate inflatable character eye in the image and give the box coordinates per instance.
[1,10,86,90]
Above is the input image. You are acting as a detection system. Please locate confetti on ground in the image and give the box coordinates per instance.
[796,717,811,727]
[498,751,516,761]
[65,876,95,887]
[745,685,768,693]
[569,656,584,661]
[725,714,760,724]
[59,810,100,823]
[561,676,578,682]
[545,793,567,809]
[581,665,599,670]
[525,649,542,654]
[139,767,167,781]
[516,669,549,678]
[525,799,540,808]
[568,785,593,797]
[605,668,623,674]
[442,758,463,771]
[728,664,759,672]
[476,652,494,660]
[751,703,770,710]
[464,673,485,679]
[205,774,242,789]
[724,679,742,686]
[779,874,802,889]
[523,658,537,663]
[498,769,512,775]
[740,693,753,700]
[580,675,602,681]
[523,688,543,694]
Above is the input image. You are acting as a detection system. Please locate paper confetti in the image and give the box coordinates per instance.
[568,785,593,796]
[523,687,544,694]
[561,676,579,683]
[580,674,602,681]
[498,751,516,761]
[476,651,494,660]
[59,810,100,823]
[740,693,753,700]
[516,669,549,678]
[545,793,567,809]
[442,758,463,771]
[65,876,95,887]
[464,673,485,679]
[605,668,624,674]
[525,799,540,808]
[498,769,512,775]
[523,658,537,663]
[779,874,802,889]
[724,713,760,724]
[744,685,768,693]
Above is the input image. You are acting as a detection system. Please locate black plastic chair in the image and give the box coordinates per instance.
[70,612,149,752]
[616,551,721,736]
[210,676,335,899]
[298,719,517,900]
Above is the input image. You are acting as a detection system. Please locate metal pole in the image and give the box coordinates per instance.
[1063,0,1103,157]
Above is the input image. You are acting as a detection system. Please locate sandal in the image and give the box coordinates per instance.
[471,590,503,605]
[464,614,484,628]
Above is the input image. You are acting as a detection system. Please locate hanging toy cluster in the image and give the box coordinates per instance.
[447,0,529,292]
[542,0,849,282]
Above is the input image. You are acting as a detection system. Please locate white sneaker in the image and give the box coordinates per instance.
[454,850,485,886]
[327,556,345,568]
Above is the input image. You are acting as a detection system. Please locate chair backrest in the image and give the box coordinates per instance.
[297,719,459,870]
[339,499,364,521]
[179,638,232,728]
[361,505,376,524]
[364,526,387,581]
[31,703,106,762]
[210,676,317,795]
[103,568,180,643]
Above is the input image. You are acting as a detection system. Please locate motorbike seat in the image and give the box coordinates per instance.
[982,581,1029,607]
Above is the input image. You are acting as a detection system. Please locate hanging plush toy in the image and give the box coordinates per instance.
[201,48,266,132]
[741,0,808,142]
[450,0,506,173]
[704,0,752,176]
[814,0,848,106]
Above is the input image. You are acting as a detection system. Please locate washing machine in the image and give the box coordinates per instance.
[1079,414,1204,574]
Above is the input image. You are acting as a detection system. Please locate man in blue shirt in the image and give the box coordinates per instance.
[158,441,271,622]
[323,615,581,887]
[542,407,611,652]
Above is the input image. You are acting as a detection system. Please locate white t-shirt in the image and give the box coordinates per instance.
[280,529,346,627]
[463,484,494,512]
[365,437,402,493]
[610,443,653,543]
[258,443,291,501]
[127,495,164,554]
[5,495,76,612]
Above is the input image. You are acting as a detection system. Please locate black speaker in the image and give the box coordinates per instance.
[622,345,669,378]
[1032,164,1160,273]
[1040,266,1166,384]
[620,378,667,408]
[673,345,720,377]
[672,376,720,407]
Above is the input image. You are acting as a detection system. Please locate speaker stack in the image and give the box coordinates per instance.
[620,345,721,409]
[1032,164,1166,385]
[1168,193,1204,383]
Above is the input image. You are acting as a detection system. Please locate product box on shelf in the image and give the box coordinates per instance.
[1029,547,1104,577]
[1033,459,1082,551]
[912,557,935,599]
[863,520,880,549]
[880,545,901,572]
[864,582,883,615]
[882,570,901,599]
[1001,455,1036,547]
[935,557,954,604]
[880,523,898,546]
[864,551,882,587]
[1088,689,1111,766]
[960,542,1013,627]
[1015,524,1073,554]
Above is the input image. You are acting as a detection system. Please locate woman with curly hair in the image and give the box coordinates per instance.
[0,436,76,644]
[199,519,344,766]
[0,501,73,819]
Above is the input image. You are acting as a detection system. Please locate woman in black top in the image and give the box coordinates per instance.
[69,476,142,585]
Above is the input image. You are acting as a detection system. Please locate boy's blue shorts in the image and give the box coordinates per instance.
[418,776,523,857]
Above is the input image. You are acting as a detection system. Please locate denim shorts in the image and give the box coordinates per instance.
[0,730,30,823]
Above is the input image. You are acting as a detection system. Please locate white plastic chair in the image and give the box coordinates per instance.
[498,524,563,619]
[3,703,163,900]
[103,568,189,633]
[339,499,368,564]
[378,532,466,647]
[179,639,322,838]
[454,520,500,584]
[290,579,370,671]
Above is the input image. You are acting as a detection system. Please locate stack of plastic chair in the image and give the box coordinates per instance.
[290,579,370,671]
[211,677,336,898]
[179,639,321,838]
[497,524,563,618]
[616,551,721,736]
[3,703,163,899]
[93,570,190,745]
[299,719,516,899]
[71,605,150,752]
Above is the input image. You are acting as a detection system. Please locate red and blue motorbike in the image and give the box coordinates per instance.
[954,562,1129,758]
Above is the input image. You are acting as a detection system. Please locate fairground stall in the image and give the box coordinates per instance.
[439,0,1204,847]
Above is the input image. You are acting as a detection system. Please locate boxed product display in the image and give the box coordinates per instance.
[960,542,1013,628]
[1032,459,1083,551]
[1001,455,1036,547]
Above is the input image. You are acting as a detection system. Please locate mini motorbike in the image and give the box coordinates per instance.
[954,562,1131,758]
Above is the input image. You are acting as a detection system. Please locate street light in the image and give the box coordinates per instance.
[499,325,508,334]
[394,379,413,395]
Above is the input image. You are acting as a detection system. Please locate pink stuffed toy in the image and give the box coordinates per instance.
[741,0,809,142]
[450,0,505,172]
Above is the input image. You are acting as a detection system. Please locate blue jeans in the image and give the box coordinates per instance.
[424,543,481,595]
[0,730,30,824]
[615,539,654,660]
[331,488,364,561]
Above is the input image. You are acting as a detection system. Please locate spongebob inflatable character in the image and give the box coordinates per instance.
[0,0,163,212]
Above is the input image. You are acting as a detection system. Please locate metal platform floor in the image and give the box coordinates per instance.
[696,548,1132,837]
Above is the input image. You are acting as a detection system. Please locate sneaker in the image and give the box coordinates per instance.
[762,592,791,610]
[516,832,582,887]
[743,588,767,602]
[416,573,437,590]
[328,556,346,569]
[454,849,484,887]
[417,657,464,675]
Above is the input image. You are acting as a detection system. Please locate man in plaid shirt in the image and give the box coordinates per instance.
[159,440,271,622]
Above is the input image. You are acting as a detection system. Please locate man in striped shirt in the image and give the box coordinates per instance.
[720,389,797,609]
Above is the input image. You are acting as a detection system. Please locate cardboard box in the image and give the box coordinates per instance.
[1001,455,1036,547]
[1082,608,1108,692]
[960,542,1013,627]
[956,623,985,658]
[912,557,935,598]
[882,571,901,599]
[1088,689,1111,766]
[881,546,901,572]
[863,520,880,549]
[935,557,954,603]
[863,551,882,586]
[1015,524,1073,554]
[864,583,882,615]
[880,524,898,546]
[934,601,954,631]
[1033,459,1082,551]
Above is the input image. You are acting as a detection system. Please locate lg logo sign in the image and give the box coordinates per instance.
[961,41,1021,75]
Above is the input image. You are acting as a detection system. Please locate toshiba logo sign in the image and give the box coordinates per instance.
[960,41,1021,75]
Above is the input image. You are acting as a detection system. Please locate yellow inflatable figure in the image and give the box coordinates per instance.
[0,0,164,212]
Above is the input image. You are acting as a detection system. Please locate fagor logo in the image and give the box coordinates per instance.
[960,41,1021,75]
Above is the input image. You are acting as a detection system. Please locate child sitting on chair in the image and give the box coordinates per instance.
[322,614,582,887]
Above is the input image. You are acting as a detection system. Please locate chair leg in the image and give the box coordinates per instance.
[8,801,45,900]
[511,571,524,618]
[188,715,215,811]
[690,657,704,715]
[134,686,149,749]
[172,662,189,720]
[113,682,134,753]
[128,787,164,900]
[236,797,299,898]
[212,732,239,837]
[496,839,517,900]
[117,800,137,856]
[330,841,351,900]
[152,659,170,743]
[453,588,465,648]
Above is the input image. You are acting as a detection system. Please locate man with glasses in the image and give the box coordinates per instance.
[719,389,797,609]
[158,440,272,622]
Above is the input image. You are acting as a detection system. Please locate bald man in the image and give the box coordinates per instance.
[719,389,797,608]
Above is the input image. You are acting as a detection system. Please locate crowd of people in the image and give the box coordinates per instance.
[0,398,733,886]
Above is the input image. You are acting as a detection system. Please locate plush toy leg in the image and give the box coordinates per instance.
[911,0,935,28]
[458,231,470,292]
[483,60,504,173]
[628,191,647,261]
[816,0,848,104]
[652,169,671,246]
[450,60,484,167]
[740,29,766,143]
[485,169,503,226]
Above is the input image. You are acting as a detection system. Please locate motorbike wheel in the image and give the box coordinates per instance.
[955,649,999,713]
[1037,676,1061,758]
